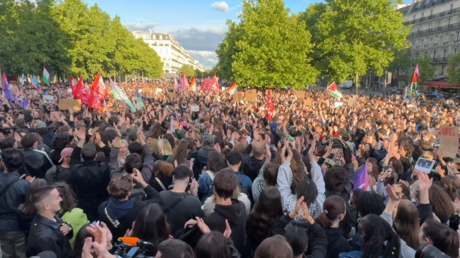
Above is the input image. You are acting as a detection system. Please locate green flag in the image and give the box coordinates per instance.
[43,61,50,85]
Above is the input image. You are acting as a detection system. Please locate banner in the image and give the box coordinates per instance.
[439,125,459,158]
[245,89,257,102]
[295,91,305,99]
[233,92,244,102]
[43,95,55,104]
[58,99,82,111]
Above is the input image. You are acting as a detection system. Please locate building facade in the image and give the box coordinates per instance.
[399,0,460,80]
[132,30,206,75]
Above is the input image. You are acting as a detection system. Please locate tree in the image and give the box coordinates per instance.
[299,0,410,91]
[177,64,195,77]
[447,52,460,84]
[216,0,318,89]
[387,48,411,77]
[413,54,435,83]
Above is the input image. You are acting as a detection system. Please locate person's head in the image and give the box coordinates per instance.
[132,204,169,255]
[428,184,455,223]
[213,168,237,200]
[69,224,94,258]
[19,178,47,215]
[32,185,62,215]
[316,195,346,229]
[52,133,70,150]
[128,142,143,155]
[360,214,401,258]
[420,219,459,258]
[172,164,192,186]
[125,153,142,173]
[194,231,231,258]
[206,151,226,173]
[59,147,73,165]
[440,175,460,201]
[107,174,133,201]
[170,140,189,165]
[263,162,280,186]
[254,235,293,258]
[295,177,318,206]
[155,239,194,258]
[252,141,265,159]
[285,227,308,258]
[20,132,40,148]
[54,182,77,213]
[226,150,242,171]
[153,160,174,178]
[0,148,24,172]
[394,199,420,249]
[324,166,349,192]
[0,137,15,150]
[250,187,283,222]
[119,140,129,157]
[158,139,173,156]
[81,143,97,161]
[357,191,385,217]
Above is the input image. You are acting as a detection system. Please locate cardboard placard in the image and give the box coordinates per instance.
[295,91,305,99]
[245,89,257,102]
[190,104,199,112]
[167,92,177,98]
[233,92,244,102]
[439,125,459,159]
[334,102,343,108]
[348,98,356,106]
[304,98,313,106]
[58,99,81,111]
[43,95,55,104]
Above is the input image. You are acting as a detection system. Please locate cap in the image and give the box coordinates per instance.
[35,121,47,129]
[324,158,335,167]
[59,147,73,163]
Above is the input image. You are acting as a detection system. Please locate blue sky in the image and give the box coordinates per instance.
[81,0,410,68]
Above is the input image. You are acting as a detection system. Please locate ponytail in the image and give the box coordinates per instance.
[316,211,332,229]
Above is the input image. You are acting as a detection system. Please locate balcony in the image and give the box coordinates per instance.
[443,41,449,45]
[409,23,460,37]
[433,57,448,64]
[403,6,460,25]
[433,43,438,46]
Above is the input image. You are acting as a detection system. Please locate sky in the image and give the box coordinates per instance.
[81,0,412,69]
[80,0,326,69]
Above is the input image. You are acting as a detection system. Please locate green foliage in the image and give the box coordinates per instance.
[299,0,410,84]
[447,52,460,84]
[387,48,411,76]
[177,64,195,77]
[216,0,318,89]
[0,0,162,79]
[414,54,435,83]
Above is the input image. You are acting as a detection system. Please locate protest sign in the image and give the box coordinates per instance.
[190,104,199,112]
[348,98,356,106]
[295,91,305,99]
[304,98,313,106]
[334,102,343,108]
[167,92,177,98]
[43,95,55,104]
[58,99,81,111]
[439,125,459,158]
[245,89,257,102]
[233,92,244,102]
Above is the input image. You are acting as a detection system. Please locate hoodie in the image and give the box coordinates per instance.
[204,199,248,257]
[325,227,351,258]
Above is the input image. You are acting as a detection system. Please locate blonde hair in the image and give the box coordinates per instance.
[158,139,173,156]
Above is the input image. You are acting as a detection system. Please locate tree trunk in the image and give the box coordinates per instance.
[355,71,359,95]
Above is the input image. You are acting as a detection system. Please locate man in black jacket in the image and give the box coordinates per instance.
[242,141,266,182]
[71,127,110,222]
[20,133,53,178]
[0,149,30,258]
[98,170,162,240]
[26,185,73,258]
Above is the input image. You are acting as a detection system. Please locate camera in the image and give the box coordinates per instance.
[415,243,450,258]
[112,239,156,258]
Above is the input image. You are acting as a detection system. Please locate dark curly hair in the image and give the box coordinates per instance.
[429,184,455,223]
[54,182,77,212]
[51,133,70,150]
[361,214,401,258]
[441,175,460,201]
[324,166,349,192]
[247,187,284,250]
[357,192,385,217]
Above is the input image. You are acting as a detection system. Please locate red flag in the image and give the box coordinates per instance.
[267,88,274,121]
[80,84,90,104]
[209,74,220,93]
[73,75,84,99]
[91,72,107,100]
[200,77,208,91]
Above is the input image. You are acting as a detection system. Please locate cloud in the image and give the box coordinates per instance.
[187,51,219,69]
[124,23,159,31]
[211,1,229,12]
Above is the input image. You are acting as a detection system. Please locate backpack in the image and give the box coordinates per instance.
[237,175,251,200]
[202,171,216,203]
[33,149,57,185]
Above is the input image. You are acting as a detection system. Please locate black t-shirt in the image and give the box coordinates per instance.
[159,191,203,237]
[56,166,73,190]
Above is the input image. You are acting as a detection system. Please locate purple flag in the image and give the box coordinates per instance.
[20,98,29,108]
[354,165,369,191]
[174,76,180,92]
[2,73,14,101]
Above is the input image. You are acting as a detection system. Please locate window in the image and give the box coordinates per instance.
[441,65,444,75]
[448,18,451,25]
[433,50,437,59]
[455,48,458,54]
[430,10,433,16]
[457,32,460,41]
[422,12,424,18]
[451,4,454,11]
[443,49,447,58]
[413,15,416,21]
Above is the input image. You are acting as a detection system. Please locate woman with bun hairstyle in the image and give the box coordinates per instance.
[316,195,351,258]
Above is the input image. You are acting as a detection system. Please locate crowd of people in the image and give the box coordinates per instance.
[0,79,460,258]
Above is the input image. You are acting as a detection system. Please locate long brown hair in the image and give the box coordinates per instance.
[19,179,48,215]
[316,195,346,229]
[168,140,189,166]
[394,200,420,249]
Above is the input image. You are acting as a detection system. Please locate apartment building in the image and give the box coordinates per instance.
[399,0,460,80]
[132,30,206,75]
